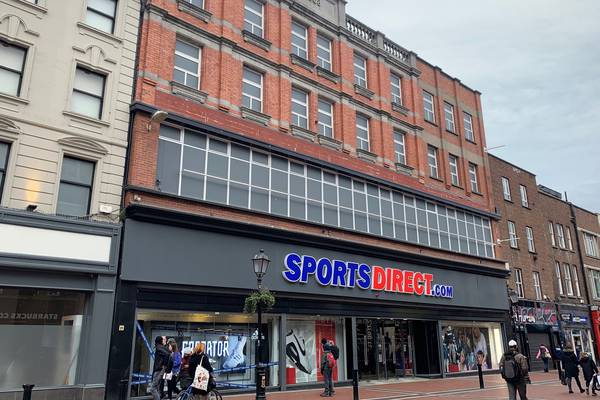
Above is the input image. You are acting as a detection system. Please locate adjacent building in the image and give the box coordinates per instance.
[0,0,139,398]
[105,0,509,398]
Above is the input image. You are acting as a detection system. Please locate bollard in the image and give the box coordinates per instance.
[22,384,34,400]
[477,364,484,389]
[352,369,359,400]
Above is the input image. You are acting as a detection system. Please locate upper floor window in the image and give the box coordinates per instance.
[86,0,117,34]
[0,142,9,202]
[563,263,574,296]
[508,221,518,248]
[514,268,524,298]
[533,271,542,300]
[519,185,528,207]
[584,232,599,258]
[555,261,563,295]
[186,0,204,8]
[427,146,438,179]
[174,40,200,89]
[468,163,479,193]
[291,87,308,129]
[448,154,459,186]
[463,112,474,141]
[390,74,402,105]
[565,227,573,251]
[71,66,106,119]
[393,131,406,165]
[353,53,367,88]
[590,268,600,300]
[316,34,332,71]
[355,114,369,151]
[291,21,308,59]
[549,222,556,246]
[423,91,435,123]
[444,102,455,133]
[0,41,27,97]
[526,226,535,253]
[572,265,581,297]
[501,177,511,201]
[244,0,264,38]
[242,67,262,112]
[556,224,566,249]
[317,99,334,138]
[57,157,95,216]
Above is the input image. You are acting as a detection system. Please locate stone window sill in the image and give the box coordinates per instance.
[291,125,317,142]
[356,148,377,163]
[354,84,374,100]
[0,92,30,106]
[242,30,271,51]
[316,66,340,83]
[77,22,122,46]
[63,110,110,127]
[13,0,47,14]
[317,134,342,151]
[240,107,271,126]
[177,0,212,22]
[395,162,414,176]
[290,54,316,72]
[171,81,208,104]
[392,102,410,116]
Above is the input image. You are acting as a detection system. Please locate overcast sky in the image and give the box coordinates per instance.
[346,0,600,212]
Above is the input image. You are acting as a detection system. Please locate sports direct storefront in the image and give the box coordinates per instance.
[106,207,509,398]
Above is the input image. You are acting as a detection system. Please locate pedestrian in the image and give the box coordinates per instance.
[150,336,170,400]
[179,350,193,391]
[580,352,598,396]
[536,344,551,373]
[499,339,530,400]
[166,341,182,399]
[561,343,585,394]
[189,342,214,399]
[320,337,336,397]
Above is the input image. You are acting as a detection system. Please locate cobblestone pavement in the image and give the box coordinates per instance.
[226,371,590,399]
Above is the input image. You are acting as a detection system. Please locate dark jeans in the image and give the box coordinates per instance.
[323,368,334,395]
[507,381,527,400]
[542,357,549,372]
[586,376,597,394]
[567,375,584,392]
[150,370,163,400]
[167,375,180,399]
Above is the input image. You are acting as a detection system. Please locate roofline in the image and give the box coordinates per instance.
[416,56,481,95]
[488,153,537,177]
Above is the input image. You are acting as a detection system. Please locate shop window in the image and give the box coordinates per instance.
[440,322,503,374]
[0,287,86,389]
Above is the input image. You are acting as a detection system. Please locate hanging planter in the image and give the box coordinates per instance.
[243,289,276,314]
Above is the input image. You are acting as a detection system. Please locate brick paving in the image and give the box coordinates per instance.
[225,371,590,399]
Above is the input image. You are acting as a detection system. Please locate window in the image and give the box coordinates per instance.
[514,269,524,298]
[572,265,581,297]
[56,157,95,216]
[291,21,308,59]
[526,226,535,252]
[565,227,573,251]
[563,263,574,296]
[86,0,117,34]
[0,142,9,202]
[291,88,308,129]
[393,131,406,165]
[244,0,264,37]
[584,232,599,257]
[468,163,479,193]
[556,224,566,249]
[0,41,27,97]
[501,177,511,201]
[186,0,204,8]
[71,67,105,119]
[173,40,200,89]
[355,114,369,151]
[317,99,334,138]
[353,53,367,88]
[508,221,518,248]
[589,269,600,300]
[448,154,460,186]
[427,146,438,179]
[533,271,542,300]
[423,91,435,123]
[390,74,402,105]
[463,112,474,141]
[556,261,564,295]
[549,222,556,246]
[519,185,528,207]
[242,67,262,112]
[316,34,332,71]
[444,102,455,133]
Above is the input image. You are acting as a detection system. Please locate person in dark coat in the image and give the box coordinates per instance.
[150,336,170,400]
[580,352,598,396]
[188,342,214,399]
[561,343,585,394]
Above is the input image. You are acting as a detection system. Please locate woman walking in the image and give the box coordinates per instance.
[166,342,182,399]
[536,344,551,373]
[189,342,214,399]
[580,352,598,396]
[561,343,585,394]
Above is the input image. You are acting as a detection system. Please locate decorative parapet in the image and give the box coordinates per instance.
[345,15,376,45]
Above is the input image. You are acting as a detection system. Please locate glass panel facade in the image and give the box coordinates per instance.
[440,322,503,374]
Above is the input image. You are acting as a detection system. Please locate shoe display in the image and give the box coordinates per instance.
[286,330,313,374]
[222,336,247,369]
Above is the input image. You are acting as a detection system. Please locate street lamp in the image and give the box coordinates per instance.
[252,249,270,400]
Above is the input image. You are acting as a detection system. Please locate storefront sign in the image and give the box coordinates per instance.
[282,253,454,299]
[561,313,573,322]
[514,303,558,326]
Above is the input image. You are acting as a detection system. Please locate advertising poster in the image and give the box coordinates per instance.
[441,325,491,373]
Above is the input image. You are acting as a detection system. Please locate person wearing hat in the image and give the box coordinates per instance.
[499,339,530,400]
[579,352,598,395]
[561,343,585,394]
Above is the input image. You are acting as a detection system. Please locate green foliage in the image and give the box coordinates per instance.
[243,290,276,314]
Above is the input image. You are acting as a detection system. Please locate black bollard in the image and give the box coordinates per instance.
[477,364,484,389]
[352,369,360,400]
[22,384,34,400]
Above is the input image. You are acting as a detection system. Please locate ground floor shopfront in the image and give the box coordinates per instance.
[105,206,510,399]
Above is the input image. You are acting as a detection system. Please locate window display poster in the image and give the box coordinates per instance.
[441,325,491,373]
[286,320,338,383]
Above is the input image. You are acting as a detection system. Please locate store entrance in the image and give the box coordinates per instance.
[356,319,413,380]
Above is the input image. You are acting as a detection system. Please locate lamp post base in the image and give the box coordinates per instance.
[255,365,267,400]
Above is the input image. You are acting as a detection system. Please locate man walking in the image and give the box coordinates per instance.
[500,340,530,400]
[150,336,170,400]
[320,338,335,397]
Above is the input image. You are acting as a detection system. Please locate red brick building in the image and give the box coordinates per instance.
[106,1,509,397]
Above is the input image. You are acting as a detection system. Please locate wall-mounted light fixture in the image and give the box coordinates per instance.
[147,110,169,132]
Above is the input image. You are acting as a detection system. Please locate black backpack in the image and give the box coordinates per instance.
[330,344,340,360]
[501,353,522,383]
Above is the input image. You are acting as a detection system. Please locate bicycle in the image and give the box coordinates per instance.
[176,385,222,400]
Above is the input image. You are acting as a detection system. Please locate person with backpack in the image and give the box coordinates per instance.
[150,336,170,400]
[561,343,585,394]
[536,344,551,373]
[320,338,336,397]
[580,352,598,396]
[499,339,530,400]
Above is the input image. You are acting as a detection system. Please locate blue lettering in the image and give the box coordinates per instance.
[356,264,371,289]
[446,286,453,299]
[332,260,347,287]
[346,262,359,288]
[282,253,302,282]
[316,258,334,285]
[300,255,317,283]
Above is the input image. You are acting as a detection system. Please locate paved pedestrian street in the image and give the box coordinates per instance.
[227,371,589,400]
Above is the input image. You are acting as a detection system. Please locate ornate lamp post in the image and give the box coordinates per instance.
[252,249,270,400]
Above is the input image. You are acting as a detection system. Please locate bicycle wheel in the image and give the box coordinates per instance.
[208,389,222,400]
[176,390,190,400]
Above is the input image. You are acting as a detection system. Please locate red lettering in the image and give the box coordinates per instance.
[372,266,386,291]
[385,267,393,291]
[413,272,424,295]
[404,270,414,294]
[423,274,434,295]
[392,268,404,293]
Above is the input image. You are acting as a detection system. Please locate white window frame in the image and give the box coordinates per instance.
[514,268,524,298]
[355,114,370,151]
[468,163,479,193]
[353,53,367,88]
[563,263,574,296]
[186,0,204,8]
[242,66,263,112]
[291,21,308,59]
[390,74,402,105]
[174,39,201,89]
[423,91,435,123]
[572,265,581,297]
[427,146,438,179]
[519,185,529,207]
[393,130,406,165]
[526,226,535,253]
[556,224,566,249]
[317,98,334,138]
[463,112,474,141]
[244,0,264,38]
[508,221,518,248]
[556,261,564,295]
[588,267,600,300]
[449,154,459,186]
[502,177,511,201]
[584,232,599,258]
[549,222,556,246]
[533,271,542,300]
[565,227,573,251]
[291,87,308,129]
[316,34,332,71]
[444,102,455,133]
